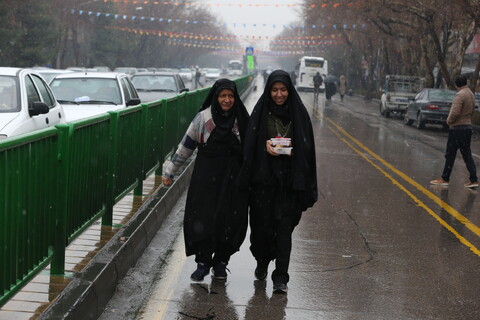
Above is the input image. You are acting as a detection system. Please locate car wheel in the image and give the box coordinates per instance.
[416,112,425,129]
[379,103,385,116]
[404,111,413,126]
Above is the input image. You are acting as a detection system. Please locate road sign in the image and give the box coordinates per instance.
[245,47,254,56]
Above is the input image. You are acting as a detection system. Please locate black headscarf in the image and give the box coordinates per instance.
[200,78,249,142]
[238,70,318,211]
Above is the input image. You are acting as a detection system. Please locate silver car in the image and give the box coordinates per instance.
[131,72,189,102]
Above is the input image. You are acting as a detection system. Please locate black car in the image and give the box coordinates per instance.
[131,72,189,103]
[404,88,456,129]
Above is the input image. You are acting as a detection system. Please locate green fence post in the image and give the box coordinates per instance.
[51,124,71,275]
[104,112,120,226]
[134,104,149,196]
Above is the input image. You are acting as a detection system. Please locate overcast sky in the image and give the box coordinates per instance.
[208,0,302,50]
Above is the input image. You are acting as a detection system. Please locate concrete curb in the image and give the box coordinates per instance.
[40,160,194,320]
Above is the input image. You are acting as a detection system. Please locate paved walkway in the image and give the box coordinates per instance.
[0,175,163,320]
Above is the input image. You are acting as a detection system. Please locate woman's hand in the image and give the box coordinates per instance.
[266,140,279,156]
[162,176,173,187]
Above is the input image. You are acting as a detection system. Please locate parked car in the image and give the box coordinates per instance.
[131,72,189,102]
[36,68,74,83]
[205,68,222,82]
[93,66,111,72]
[178,68,193,82]
[404,88,456,129]
[113,67,137,77]
[380,75,424,118]
[50,72,140,122]
[0,67,66,140]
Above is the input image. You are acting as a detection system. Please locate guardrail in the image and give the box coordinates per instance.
[0,74,254,308]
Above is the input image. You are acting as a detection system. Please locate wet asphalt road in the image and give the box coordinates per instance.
[100,78,480,320]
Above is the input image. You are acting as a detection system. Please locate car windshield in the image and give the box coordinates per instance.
[0,76,19,112]
[50,78,122,105]
[131,75,177,92]
[207,69,220,74]
[179,69,190,73]
[38,71,66,83]
[387,81,418,93]
[427,90,456,101]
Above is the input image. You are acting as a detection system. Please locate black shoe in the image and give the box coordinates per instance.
[212,262,228,280]
[273,282,288,294]
[254,261,269,280]
[190,263,210,282]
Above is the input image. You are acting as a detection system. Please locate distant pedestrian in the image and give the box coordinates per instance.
[338,74,347,102]
[238,70,318,294]
[324,75,336,101]
[290,70,297,86]
[163,78,250,281]
[194,66,203,89]
[313,72,323,102]
[430,75,478,188]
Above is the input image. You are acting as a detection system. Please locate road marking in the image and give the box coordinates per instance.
[310,107,480,257]
[138,235,187,320]
[473,153,480,159]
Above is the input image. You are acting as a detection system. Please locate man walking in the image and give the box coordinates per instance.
[194,66,203,89]
[430,75,478,188]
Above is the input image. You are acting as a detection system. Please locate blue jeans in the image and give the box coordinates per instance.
[441,127,477,183]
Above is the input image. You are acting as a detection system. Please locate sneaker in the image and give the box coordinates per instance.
[212,262,228,280]
[273,282,288,294]
[430,178,449,186]
[465,181,479,188]
[190,263,210,282]
[254,261,269,281]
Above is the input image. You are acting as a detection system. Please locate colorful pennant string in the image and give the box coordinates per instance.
[71,9,366,30]
[99,0,360,9]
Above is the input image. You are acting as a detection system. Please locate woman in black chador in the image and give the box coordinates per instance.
[163,79,249,282]
[238,70,317,294]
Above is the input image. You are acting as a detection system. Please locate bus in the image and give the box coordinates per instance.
[296,56,328,91]
[228,60,243,77]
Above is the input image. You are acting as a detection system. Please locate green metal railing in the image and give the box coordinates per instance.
[0,74,254,308]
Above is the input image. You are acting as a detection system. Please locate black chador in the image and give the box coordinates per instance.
[238,70,317,287]
[184,79,249,265]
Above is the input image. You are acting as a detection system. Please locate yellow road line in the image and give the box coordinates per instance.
[138,236,187,320]
[310,106,480,256]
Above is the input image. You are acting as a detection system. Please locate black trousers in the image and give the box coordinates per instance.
[194,238,233,266]
[249,187,302,284]
[441,128,478,183]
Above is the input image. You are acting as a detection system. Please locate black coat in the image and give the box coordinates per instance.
[184,79,249,256]
[238,70,318,213]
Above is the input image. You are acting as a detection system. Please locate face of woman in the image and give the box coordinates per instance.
[270,82,289,106]
[217,89,235,111]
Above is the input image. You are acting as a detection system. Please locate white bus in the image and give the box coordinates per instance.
[296,56,328,91]
[228,60,243,76]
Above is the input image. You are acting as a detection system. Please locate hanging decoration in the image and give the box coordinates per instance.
[70,9,367,31]
[99,0,360,9]
[99,24,344,51]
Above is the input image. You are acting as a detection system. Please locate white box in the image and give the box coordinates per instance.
[274,147,292,155]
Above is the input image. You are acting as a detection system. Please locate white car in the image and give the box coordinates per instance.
[0,67,66,140]
[36,68,74,84]
[50,72,141,122]
[205,68,221,82]
[178,68,193,82]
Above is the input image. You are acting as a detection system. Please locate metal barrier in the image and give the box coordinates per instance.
[0,74,253,308]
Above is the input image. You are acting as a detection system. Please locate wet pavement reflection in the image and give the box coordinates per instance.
[123,79,480,319]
